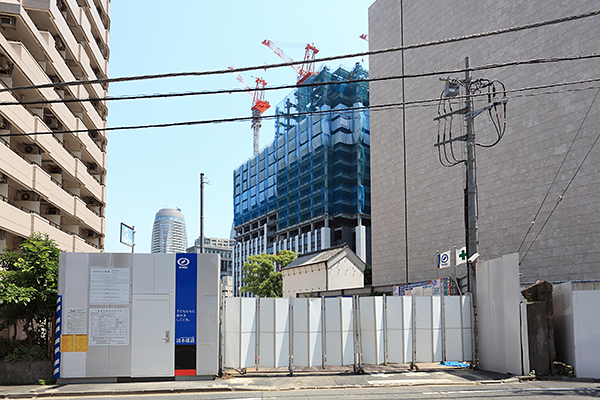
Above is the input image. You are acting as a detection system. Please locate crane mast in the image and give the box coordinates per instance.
[229,67,270,156]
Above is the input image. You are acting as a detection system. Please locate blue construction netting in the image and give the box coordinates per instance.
[233,63,370,229]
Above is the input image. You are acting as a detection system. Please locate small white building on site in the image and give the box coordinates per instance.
[281,244,365,298]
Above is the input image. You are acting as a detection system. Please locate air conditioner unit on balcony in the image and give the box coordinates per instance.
[53,35,65,51]
[20,191,36,201]
[0,54,12,75]
[44,116,61,130]
[0,115,9,130]
[50,166,62,174]
[86,230,98,238]
[85,197,100,206]
[87,163,97,171]
[47,207,60,215]
[24,144,40,154]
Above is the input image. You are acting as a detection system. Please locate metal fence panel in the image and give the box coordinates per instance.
[223,294,471,370]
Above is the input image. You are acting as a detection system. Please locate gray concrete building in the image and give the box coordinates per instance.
[368,0,600,287]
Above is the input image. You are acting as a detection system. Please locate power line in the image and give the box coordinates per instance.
[1,54,599,108]
[519,87,600,263]
[0,9,598,94]
[2,79,600,138]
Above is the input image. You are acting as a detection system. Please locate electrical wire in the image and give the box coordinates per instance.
[0,9,598,94]
[518,86,600,262]
[1,80,600,138]
[0,55,598,109]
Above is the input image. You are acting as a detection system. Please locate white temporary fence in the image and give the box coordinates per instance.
[223,295,472,372]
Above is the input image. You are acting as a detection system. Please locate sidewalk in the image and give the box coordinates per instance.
[0,363,521,398]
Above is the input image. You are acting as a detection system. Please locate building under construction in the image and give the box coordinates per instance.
[232,63,370,296]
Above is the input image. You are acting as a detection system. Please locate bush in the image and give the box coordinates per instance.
[0,337,49,362]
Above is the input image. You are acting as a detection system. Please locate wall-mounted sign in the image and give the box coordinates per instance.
[90,268,130,304]
[89,308,129,346]
[175,253,197,375]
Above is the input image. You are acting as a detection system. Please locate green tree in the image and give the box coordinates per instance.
[0,233,61,350]
[240,250,296,297]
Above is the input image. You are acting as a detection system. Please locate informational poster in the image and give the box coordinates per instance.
[74,335,88,352]
[393,277,451,296]
[89,308,129,346]
[65,308,87,334]
[90,268,130,304]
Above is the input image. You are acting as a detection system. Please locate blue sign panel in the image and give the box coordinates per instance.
[175,253,197,345]
[120,223,134,247]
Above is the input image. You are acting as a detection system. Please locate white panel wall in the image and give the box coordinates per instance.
[223,295,472,370]
[360,297,384,365]
[572,291,600,378]
[386,296,405,364]
[553,283,600,379]
[477,253,522,375]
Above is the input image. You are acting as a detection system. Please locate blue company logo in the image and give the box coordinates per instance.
[440,253,449,264]
[177,258,190,268]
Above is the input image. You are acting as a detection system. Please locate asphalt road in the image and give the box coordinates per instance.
[43,381,600,399]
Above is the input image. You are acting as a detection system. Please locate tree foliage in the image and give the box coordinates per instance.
[240,250,296,297]
[0,233,61,346]
[364,264,372,285]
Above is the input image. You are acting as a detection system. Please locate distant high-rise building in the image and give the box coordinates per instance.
[187,236,235,277]
[151,208,188,253]
[0,0,110,252]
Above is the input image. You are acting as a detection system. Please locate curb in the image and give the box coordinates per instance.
[1,379,507,398]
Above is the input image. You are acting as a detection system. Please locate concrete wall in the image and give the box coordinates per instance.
[0,361,53,384]
[369,0,600,286]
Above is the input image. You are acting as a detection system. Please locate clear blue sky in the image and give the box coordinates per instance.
[105,1,374,253]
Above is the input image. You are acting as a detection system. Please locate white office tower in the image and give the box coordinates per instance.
[0,0,110,252]
[151,208,188,253]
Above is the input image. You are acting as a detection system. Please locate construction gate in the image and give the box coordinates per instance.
[222,295,473,372]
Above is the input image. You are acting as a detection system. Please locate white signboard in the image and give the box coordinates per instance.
[65,308,87,334]
[456,246,467,266]
[89,308,129,346]
[438,250,451,269]
[90,268,130,304]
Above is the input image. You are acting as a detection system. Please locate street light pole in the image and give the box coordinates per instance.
[200,173,205,254]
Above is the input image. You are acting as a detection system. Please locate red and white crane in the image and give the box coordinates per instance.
[229,67,270,156]
[262,40,319,84]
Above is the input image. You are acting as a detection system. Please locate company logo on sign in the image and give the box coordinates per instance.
[177,258,190,268]
[438,250,451,269]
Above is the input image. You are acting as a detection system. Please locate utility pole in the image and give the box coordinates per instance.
[463,56,478,294]
[199,173,206,254]
[434,56,507,369]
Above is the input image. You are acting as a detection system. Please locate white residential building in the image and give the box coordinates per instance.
[0,0,110,252]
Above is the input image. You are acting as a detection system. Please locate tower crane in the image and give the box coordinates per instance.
[229,67,270,156]
[261,40,319,84]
